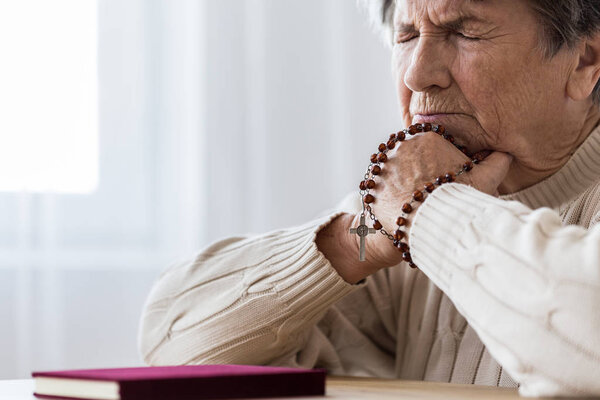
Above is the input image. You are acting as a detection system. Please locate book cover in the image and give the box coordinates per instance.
[32,364,326,400]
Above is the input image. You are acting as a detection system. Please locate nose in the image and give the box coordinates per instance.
[403,36,452,92]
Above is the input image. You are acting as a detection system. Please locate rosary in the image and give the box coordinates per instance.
[349,123,485,268]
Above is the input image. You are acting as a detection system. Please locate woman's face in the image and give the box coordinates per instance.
[392,0,587,189]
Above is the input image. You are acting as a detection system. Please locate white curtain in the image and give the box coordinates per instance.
[0,0,400,379]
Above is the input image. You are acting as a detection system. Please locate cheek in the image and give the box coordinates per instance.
[459,40,571,116]
[391,49,413,126]
[453,52,535,134]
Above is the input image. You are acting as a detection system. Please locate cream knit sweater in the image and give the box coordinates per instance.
[138,125,600,397]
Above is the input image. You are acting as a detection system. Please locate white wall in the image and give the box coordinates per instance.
[0,0,400,379]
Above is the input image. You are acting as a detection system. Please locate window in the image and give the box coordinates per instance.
[0,0,98,193]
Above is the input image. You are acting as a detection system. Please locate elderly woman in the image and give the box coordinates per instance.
[138,0,600,397]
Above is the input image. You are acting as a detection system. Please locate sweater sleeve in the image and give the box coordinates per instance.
[138,205,364,367]
[409,182,600,397]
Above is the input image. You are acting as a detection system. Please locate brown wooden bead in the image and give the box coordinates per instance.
[472,151,486,161]
[435,175,446,185]
[409,262,418,269]
[386,139,396,150]
[397,131,406,141]
[445,172,455,182]
[424,182,435,193]
[370,153,378,163]
[373,220,382,230]
[371,165,382,175]
[463,160,473,171]
[389,133,397,140]
[366,179,376,189]
[396,216,407,226]
[359,181,367,190]
[378,143,387,152]
[402,251,412,262]
[402,203,413,213]
[437,125,446,134]
[397,241,409,252]
[393,229,405,241]
[472,151,487,165]
[423,122,432,131]
[377,153,388,163]
[442,134,455,143]
[413,190,424,202]
[408,124,419,135]
[364,194,375,204]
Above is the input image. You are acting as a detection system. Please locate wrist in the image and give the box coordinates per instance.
[316,213,381,284]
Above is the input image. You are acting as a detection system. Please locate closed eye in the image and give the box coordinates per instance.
[394,31,419,44]
[455,31,480,41]
[394,31,480,44]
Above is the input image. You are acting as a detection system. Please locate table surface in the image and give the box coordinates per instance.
[0,376,593,399]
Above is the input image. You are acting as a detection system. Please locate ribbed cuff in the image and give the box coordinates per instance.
[409,183,507,292]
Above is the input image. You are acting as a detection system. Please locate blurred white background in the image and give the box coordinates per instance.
[0,0,401,378]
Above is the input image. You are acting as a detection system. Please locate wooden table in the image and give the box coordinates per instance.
[1,376,593,399]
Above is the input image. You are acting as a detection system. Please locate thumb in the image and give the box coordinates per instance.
[469,151,513,194]
[480,151,513,173]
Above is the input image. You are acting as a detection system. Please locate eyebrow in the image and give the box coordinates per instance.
[394,15,489,34]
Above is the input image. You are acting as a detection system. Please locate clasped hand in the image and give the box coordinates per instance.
[349,131,512,275]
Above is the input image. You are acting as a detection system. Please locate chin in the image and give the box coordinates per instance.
[411,113,490,154]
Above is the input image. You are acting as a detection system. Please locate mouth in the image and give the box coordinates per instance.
[412,113,465,123]
[410,113,489,153]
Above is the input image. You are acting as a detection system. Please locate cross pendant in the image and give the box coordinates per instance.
[349,214,377,262]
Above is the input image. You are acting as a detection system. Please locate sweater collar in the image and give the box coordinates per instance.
[500,123,600,209]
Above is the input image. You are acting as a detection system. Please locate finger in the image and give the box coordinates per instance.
[468,151,513,193]
[477,151,513,177]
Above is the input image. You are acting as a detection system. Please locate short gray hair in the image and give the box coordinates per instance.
[358,0,600,104]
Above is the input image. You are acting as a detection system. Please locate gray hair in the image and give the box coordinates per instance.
[358,0,600,104]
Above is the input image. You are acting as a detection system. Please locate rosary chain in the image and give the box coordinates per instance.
[356,123,483,269]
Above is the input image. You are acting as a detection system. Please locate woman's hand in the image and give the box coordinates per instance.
[342,131,512,281]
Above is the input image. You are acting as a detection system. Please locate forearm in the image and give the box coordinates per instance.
[410,183,600,396]
[138,213,359,366]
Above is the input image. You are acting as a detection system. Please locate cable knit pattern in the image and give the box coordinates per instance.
[139,125,600,397]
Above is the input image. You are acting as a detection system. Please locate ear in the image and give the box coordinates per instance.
[567,31,600,101]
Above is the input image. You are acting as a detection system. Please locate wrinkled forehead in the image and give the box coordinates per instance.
[393,0,494,25]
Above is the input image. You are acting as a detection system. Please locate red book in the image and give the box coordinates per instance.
[31,365,326,400]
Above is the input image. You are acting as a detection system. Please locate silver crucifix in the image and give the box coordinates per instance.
[349,214,377,262]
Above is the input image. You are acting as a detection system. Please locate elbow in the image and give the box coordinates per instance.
[518,376,600,398]
[137,302,175,365]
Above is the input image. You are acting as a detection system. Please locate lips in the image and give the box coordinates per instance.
[412,113,464,124]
